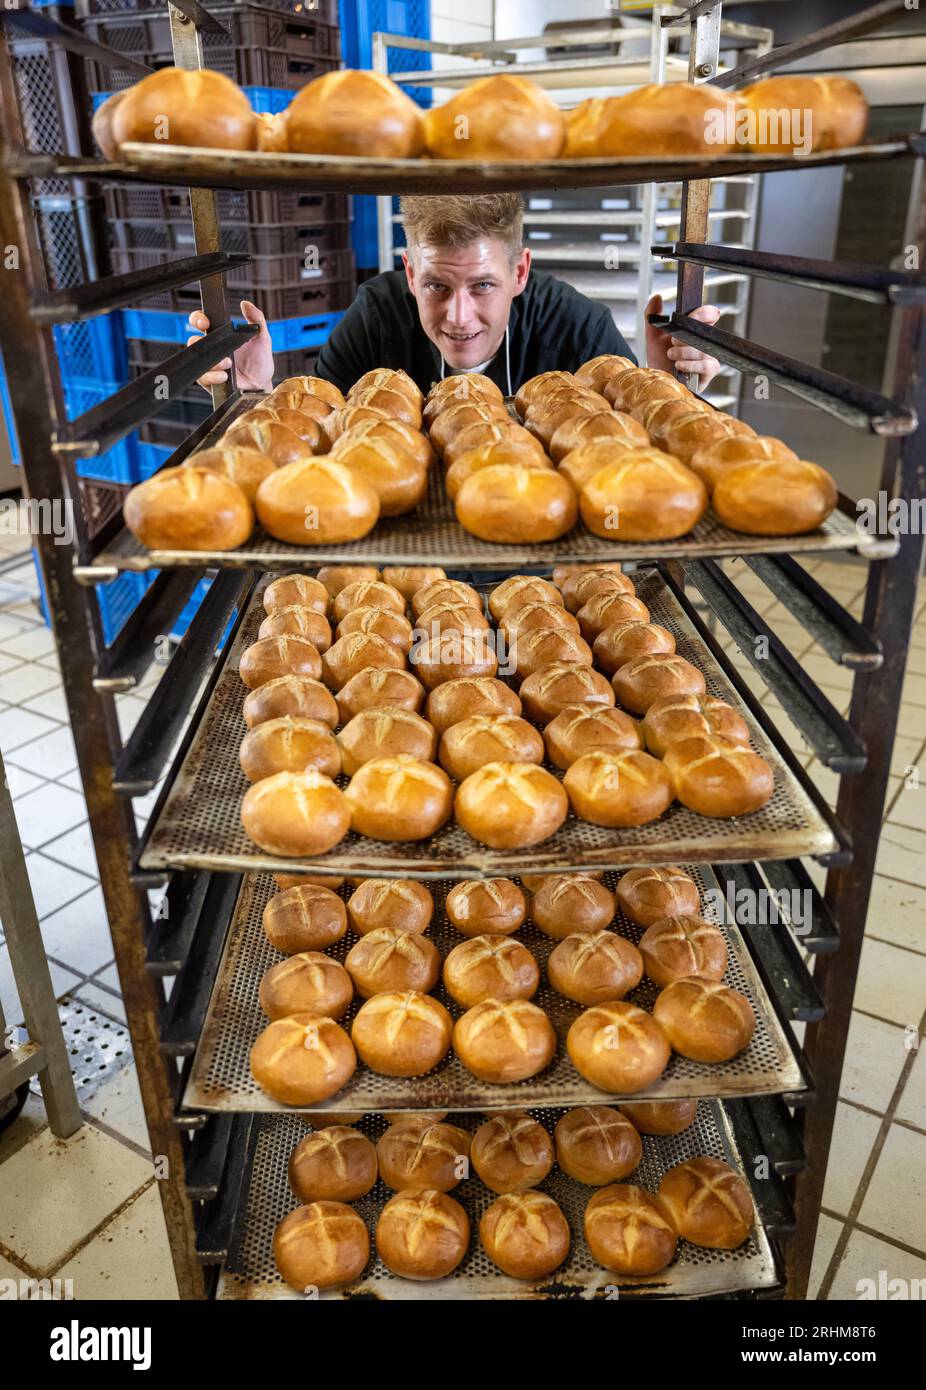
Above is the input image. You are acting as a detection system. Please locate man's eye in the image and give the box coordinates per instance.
[474,282,495,291]
[426,283,448,293]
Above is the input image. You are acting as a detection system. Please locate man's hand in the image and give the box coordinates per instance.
[644,293,722,392]
[187,299,275,393]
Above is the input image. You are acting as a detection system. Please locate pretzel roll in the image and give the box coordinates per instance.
[443,934,540,1008]
[376,1121,471,1194]
[336,606,414,653]
[259,951,352,1022]
[559,566,636,614]
[551,411,647,468]
[554,1106,642,1186]
[425,676,521,735]
[239,635,322,689]
[443,418,544,470]
[642,693,750,758]
[564,749,673,828]
[688,434,798,493]
[519,662,615,725]
[380,566,446,600]
[333,579,406,622]
[288,1128,377,1205]
[662,735,774,817]
[544,704,642,770]
[124,466,253,552]
[740,75,868,154]
[184,446,276,504]
[531,874,616,939]
[423,73,565,161]
[258,605,332,650]
[593,621,676,675]
[351,990,453,1076]
[240,716,340,782]
[453,998,556,1082]
[584,1185,678,1275]
[315,565,380,598]
[410,630,499,690]
[111,66,256,151]
[488,575,564,621]
[454,761,568,849]
[574,354,637,394]
[416,602,489,638]
[480,1191,570,1280]
[612,654,707,715]
[639,914,728,989]
[445,445,550,502]
[595,82,739,157]
[439,714,544,781]
[346,879,434,936]
[429,401,510,457]
[241,769,350,857]
[660,410,756,466]
[344,755,453,841]
[322,632,405,690]
[410,579,482,619]
[264,574,329,617]
[616,867,701,928]
[445,879,527,938]
[336,667,425,723]
[618,1099,698,1136]
[547,930,643,1005]
[576,591,650,643]
[243,674,339,730]
[332,434,427,516]
[255,457,380,544]
[604,368,689,412]
[274,1200,369,1292]
[713,458,838,536]
[336,707,437,775]
[654,977,755,1062]
[658,1156,754,1250]
[262,883,348,955]
[580,448,707,541]
[376,1189,469,1281]
[287,69,424,157]
[345,927,440,999]
[568,1000,670,1093]
[471,1112,554,1194]
[512,627,594,679]
[250,1014,356,1106]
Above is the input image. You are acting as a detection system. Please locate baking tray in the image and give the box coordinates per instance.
[216,1104,781,1300]
[182,867,806,1114]
[137,567,841,877]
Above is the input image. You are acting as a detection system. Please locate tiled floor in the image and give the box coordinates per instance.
[0,527,923,1301]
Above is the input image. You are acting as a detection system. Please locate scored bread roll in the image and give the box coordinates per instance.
[350,385,422,429]
[455,465,578,543]
[344,755,453,840]
[573,354,637,394]
[242,405,325,448]
[604,367,689,411]
[332,434,427,517]
[289,1127,378,1204]
[315,565,380,598]
[712,458,838,535]
[286,69,424,156]
[445,445,550,502]
[262,883,347,955]
[380,565,446,600]
[453,998,556,1083]
[345,927,440,998]
[552,410,648,466]
[250,1014,356,1106]
[653,977,756,1062]
[258,605,332,649]
[558,566,636,614]
[222,417,314,466]
[273,376,346,409]
[554,1106,642,1186]
[471,1112,554,1194]
[443,418,544,470]
[124,466,253,552]
[594,82,739,156]
[566,1000,671,1093]
[351,990,453,1076]
[662,735,775,817]
[423,74,565,160]
[239,635,322,689]
[530,875,616,939]
[611,653,707,715]
[242,674,339,730]
[376,1189,469,1281]
[258,951,353,1022]
[500,600,580,643]
[184,446,276,503]
[346,878,434,936]
[239,716,340,782]
[658,1156,754,1249]
[241,769,350,857]
[660,410,756,466]
[642,693,751,758]
[519,662,615,725]
[273,1201,369,1293]
[576,590,651,642]
[255,457,380,544]
[336,667,425,722]
[563,749,673,827]
[330,414,434,472]
[322,631,406,690]
[528,393,612,452]
[511,627,594,679]
[618,1099,698,1136]
[593,621,676,675]
[454,761,569,849]
[488,575,564,621]
[616,867,700,927]
[376,1121,471,1194]
[442,934,540,1008]
[429,400,510,456]
[688,434,798,493]
[741,75,868,154]
[336,605,414,652]
[426,372,504,409]
[521,871,602,893]
[584,1185,678,1275]
[264,574,329,616]
[111,67,256,151]
[410,631,499,690]
[639,915,728,988]
[410,578,482,618]
[416,602,489,637]
[439,714,545,781]
[480,1191,570,1280]
[547,930,644,1005]
[350,368,423,410]
[445,879,527,937]
[514,371,576,418]
[333,579,405,621]
[336,707,436,775]
[580,449,708,541]
[426,676,521,735]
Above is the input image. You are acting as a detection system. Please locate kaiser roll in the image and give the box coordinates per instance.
[454,762,568,849]
[241,769,350,857]
[604,368,689,411]
[344,755,453,840]
[442,934,540,1008]
[712,458,838,536]
[286,69,424,157]
[275,376,346,409]
[410,578,482,618]
[445,445,550,502]
[410,630,499,690]
[658,1156,754,1249]
[376,1190,469,1280]
[336,606,414,652]
[660,410,756,466]
[445,879,527,937]
[124,466,252,551]
[376,1121,471,1194]
[531,875,616,939]
[573,354,637,393]
[453,998,556,1082]
[688,434,798,493]
[351,990,453,1076]
[415,602,489,637]
[511,627,594,679]
[615,867,701,928]
[336,707,436,775]
[576,590,651,642]
[500,600,580,643]
[554,1105,642,1186]
[322,632,406,690]
[423,74,565,160]
[345,927,440,998]
[559,566,636,614]
[242,674,338,730]
[250,1014,356,1106]
[289,1127,378,1204]
[593,621,676,675]
[653,977,755,1062]
[662,735,775,817]
[618,1099,698,1136]
[455,465,578,543]
[566,1000,671,1093]
[429,400,510,456]
[480,1192,570,1280]
[111,67,256,150]
[258,605,332,649]
[580,449,708,541]
[488,575,564,621]
[740,75,868,154]
[471,1112,554,1194]
[515,370,575,418]
[563,749,673,827]
[264,574,329,616]
[642,693,751,758]
[352,385,422,429]
[547,930,644,1006]
[185,446,276,503]
[380,565,446,600]
[262,883,347,954]
[239,716,340,782]
[346,878,434,936]
[642,396,712,447]
[594,82,739,156]
[553,411,649,467]
[519,662,615,724]
[259,951,352,1022]
[584,1185,677,1275]
[425,676,521,735]
[426,371,503,408]
[336,667,425,722]
[331,414,434,471]
[439,714,544,781]
[611,654,707,715]
[333,579,405,620]
[350,368,423,409]
[639,915,728,988]
[316,565,380,598]
[443,419,544,470]
[273,1201,369,1292]
[239,634,322,689]
[255,457,380,544]
[222,417,314,466]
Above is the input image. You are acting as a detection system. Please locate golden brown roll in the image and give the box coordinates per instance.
[639,395,709,447]
[350,368,423,410]
[642,694,750,758]
[580,448,708,541]
[559,566,635,613]
[429,401,510,456]
[264,574,329,616]
[242,674,339,730]
[660,410,756,466]
[331,434,427,517]
[336,667,425,723]
[330,414,434,472]
[566,1000,671,1093]
[471,1112,553,1194]
[593,621,676,675]
[244,405,327,448]
[488,575,564,622]
[511,627,594,679]
[410,579,482,619]
[618,1099,698,1136]
[241,769,351,857]
[551,411,648,467]
[111,67,256,151]
[346,878,434,936]
[289,1127,378,1204]
[273,874,345,892]
[615,867,701,928]
[713,458,838,536]
[222,416,314,467]
[547,930,644,1005]
[332,579,405,622]
[286,69,424,156]
[336,605,414,652]
[439,714,544,781]
[658,1157,754,1249]
[124,466,253,552]
[427,371,503,405]
[345,927,440,998]
[576,591,651,642]
[443,418,545,470]
[584,1185,677,1275]
[376,1189,469,1280]
[349,388,423,430]
[184,446,276,504]
[521,871,602,892]
[563,749,672,828]
[528,394,612,452]
[453,998,556,1083]
[544,705,642,771]
[443,934,539,1008]
[519,662,615,725]
[445,879,527,937]
[740,75,868,154]
[262,884,348,955]
[417,602,490,639]
[410,630,499,690]
[380,565,446,600]
[345,755,453,840]
[687,434,798,493]
[662,735,775,817]
[446,446,552,502]
[376,1121,471,1194]
[255,457,380,544]
[455,762,569,849]
[456,465,578,543]
[604,367,689,411]
[315,565,380,598]
[336,707,437,775]
[425,676,521,735]
[239,635,322,690]
[274,377,346,409]
[351,990,453,1076]
[573,354,637,394]
[653,977,755,1062]
[514,370,575,418]
[531,875,616,939]
[258,606,332,650]
[500,600,580,643]
[239,716,340,782]
[250,1014,356,1106]
[480,1191,570,1280]
[423,74,565,160]
[322,632,406,691]
[274,1201,369,1293]
[639,915,728,989]
[595,82,739,156]
[554,1106,642,1186]
[385,1111,449,1126]
[612,654,707,715]
[259,952,353,1022]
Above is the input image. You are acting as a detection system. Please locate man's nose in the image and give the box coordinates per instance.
[445,290,473,327]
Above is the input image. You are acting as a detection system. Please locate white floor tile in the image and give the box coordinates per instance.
[809,1212,843,1299]
[41,820,99,879]
[22,685,69,723]
[839,1012,909,1113]
[56,1183,178,1300]
[1,763,44,799]
[94,963,119,991]
[894,1043,926,1128]
[56,768,84,792]
[0,946,82,1029]
[821,1102,881,1219]
[0,704,59,752]
[11,784,88,851]
[40,885,114,978]
[827,1227,926,1299]
[115,696,148,740]
[0,661,61,705]
[0,626,56,662]
[875,823,926,890]
[81,1058,146,1150]
[8,724,78,778]
[74,981,126,1027]
[853,937,926,1027]
[0,651,24,675]
[890,734,926,778]
[24,853,96,921]
[858,1124,926,1252]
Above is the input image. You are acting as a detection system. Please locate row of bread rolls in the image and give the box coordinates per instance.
[94,67,867,164]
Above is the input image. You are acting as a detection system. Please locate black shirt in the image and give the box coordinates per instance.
[315,269,637,396]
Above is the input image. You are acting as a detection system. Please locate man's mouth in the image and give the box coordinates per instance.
[443,330,482,342]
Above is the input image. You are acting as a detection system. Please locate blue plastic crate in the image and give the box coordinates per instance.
[91,85,292,115]
[52,313,128,384]
[171,575,237,646]
[32,548,155,645]
[122,307,345,353]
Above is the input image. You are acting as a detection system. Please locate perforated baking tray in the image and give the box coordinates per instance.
[182,866,806,1114]
[138,568,840,877]
[216,1104,780,1300]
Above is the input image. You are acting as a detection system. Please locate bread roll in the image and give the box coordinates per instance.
[346,878,434,936]
[263,884,347,955]
[688,434,798,493]
[446,446,550,502]
[351,990,453,1076]
[564,749,673,827]
[593,622,676,675]
[547,930,643,1005]
[642,693,750,758]
[332,434,427,517]
[615,867,700,928]
[456,465,578,543]
[322,632,406,691]
[488,575,564,621]
[531,875,616,939]
[553,561,624,588]
[426,676,521,735]
[544,704,642,771]
[480,1192,570,1280]
[344,755,453,840]
[519,662,615,724]
[259,951,352,1022]
[580,449,708,541]
[566,1000,671,1093]
[576,591,650,642]
[471,1112,554,1193]
[445,879,527,937]
[594,82,739,156]
[255,458,380,545]
[660,410,756,466]
[618,1099,698,1136]
[239,716,340,782]
[336,707,436,775]
[380,565,446,600]
[439,714,544,781]
[639,915,728,988]
[410,579,482,619]
[416,602,489,637]
[453,998,556,1082]
[250,1014,356,1105]
[514,371,575,418]
[241,769,350,857]
[124,466,253,551]
[352,385,422,428]
[528,393,612,452]
[712,458,838,535]
[345,927,440,998]
[573,354,637,394]
[376,1190,469,1280]
[455,762,569,849]
[642,396,712,447]
[443,934,539,1008]
[426,372,504,409]
[287,69,424,156]
[329,410,433,467]
[222,416,315,466]
[554,1106,642,1186]
[559,566,636,614]
[264,574,328,616]
[273,874,345,892]
[336,667,425,723]
[584,1185,677,1275]
[653,977,755,1061]
[275,377,346,410]
[500,600,580,643]
[244,405,327,447]
[658,1157,753,1249]
[315,565,380,598]
[552,411,648,466]
[604,368,689,411]
[740,75,868,154]
[410,630,499,690]
[289,1128,378,1204]
[334,579,406,620]
[350,368,423,411]
[429,400,510,456]
[376,1121,471,1194]
[258,605,332,649]
[336,606,414,652]
[423,74,565,160]
[185,446,276,504]
[112,67,256,151]
[611,654,707,715]
[239,635,322,689]
[242,675,338,730]
[512,627,594,679]
[273,1201,369,1292]
[443,418,544,470]
[662,735,774,817]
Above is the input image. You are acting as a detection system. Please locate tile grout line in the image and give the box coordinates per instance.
[819,1209,926,1264]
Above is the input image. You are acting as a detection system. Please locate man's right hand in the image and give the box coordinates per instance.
[187,299,275,393]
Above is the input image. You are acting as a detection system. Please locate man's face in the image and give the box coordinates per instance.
[403,237,531,370]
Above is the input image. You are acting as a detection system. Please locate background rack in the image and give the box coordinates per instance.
[0,0,923,1302]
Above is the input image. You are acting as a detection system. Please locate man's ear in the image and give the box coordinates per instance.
[512,248,531,297]
[402,250,416,295]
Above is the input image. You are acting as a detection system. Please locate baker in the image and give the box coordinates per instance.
[191,192,721,396]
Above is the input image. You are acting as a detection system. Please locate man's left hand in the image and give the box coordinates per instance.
[644,293,722,391]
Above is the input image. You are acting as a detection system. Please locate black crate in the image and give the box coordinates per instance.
[103,184,351,228]
[111,217,351,258]
[110,244,355,293]
[138,396,212,447]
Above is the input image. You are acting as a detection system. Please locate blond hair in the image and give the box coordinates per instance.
[399,194,524,263]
